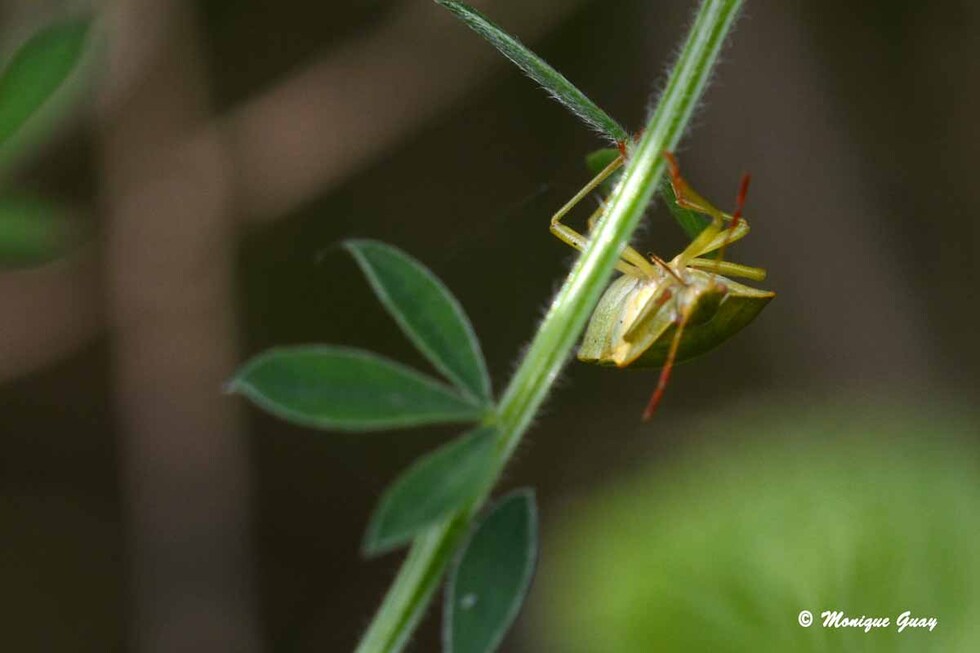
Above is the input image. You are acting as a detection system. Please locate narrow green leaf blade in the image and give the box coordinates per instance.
[0,18,90,147]
[444,489,538,653]
[229,346,485,432]
[661,176,711,241]
[436,0,628,143]
[0,195,81,267]
[346,239,491,404]
[363,426,498,556]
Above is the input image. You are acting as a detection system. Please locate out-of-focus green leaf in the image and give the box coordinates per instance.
[661,176,711,241]
[0,18,90,147]
[363,426,498,556]
[229,346,485,432]
[444,489,538,653]
[345,240,491,404]
[534,402,980,652]
[0,195,80,267]
[435,1,628,143]
[585,148,620,176]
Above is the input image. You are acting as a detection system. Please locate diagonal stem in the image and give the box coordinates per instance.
[356,0,745,650]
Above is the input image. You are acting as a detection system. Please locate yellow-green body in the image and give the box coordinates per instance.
[579,268,773,368]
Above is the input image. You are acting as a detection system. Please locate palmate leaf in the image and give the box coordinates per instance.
[436,0,628,144]
[229,346,485,432]
[346,240,491,405]
[363,426,498,557]
[0,18,90,147]
[444,490,538,653]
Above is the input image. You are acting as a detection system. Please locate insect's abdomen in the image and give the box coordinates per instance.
[578,273,775,369]
[629,291,773,368]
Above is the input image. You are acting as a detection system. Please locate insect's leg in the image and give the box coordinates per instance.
[663,152,719,214]
[550,154,654,277]
[641,304,692,421]
[667,153,753,266]
[586,204,601,231]
[620,285,674,350]
[681,219,750,261]
[649,253,685,284]
[665,152,728,267]
[550,154,623,239]
[583,202,657,275]
[550,212,646,277]
[687,258,766,281]
[588,201,660,272]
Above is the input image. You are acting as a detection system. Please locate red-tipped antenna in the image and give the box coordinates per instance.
[713,172,752,271]
[642,311,690,421]
[732,172,751,224]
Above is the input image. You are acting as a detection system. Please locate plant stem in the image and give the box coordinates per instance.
[356,0,744,650]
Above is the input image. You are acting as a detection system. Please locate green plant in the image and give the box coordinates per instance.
[232,0,746,650]
[0,17,91,267]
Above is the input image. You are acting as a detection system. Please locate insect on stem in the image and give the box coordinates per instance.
[570,151,772,422]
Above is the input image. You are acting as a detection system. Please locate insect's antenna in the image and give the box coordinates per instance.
[647,252,685,284]
[642,310,690,421]
[712,172,751,274]
[733,173,751,222]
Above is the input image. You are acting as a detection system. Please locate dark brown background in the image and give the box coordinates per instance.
[1,0,977,650]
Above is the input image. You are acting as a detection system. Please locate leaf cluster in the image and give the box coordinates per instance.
[231,240,536,651]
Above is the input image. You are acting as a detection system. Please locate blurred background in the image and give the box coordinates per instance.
[1,0,978,651]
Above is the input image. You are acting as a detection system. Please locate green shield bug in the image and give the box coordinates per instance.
[550,148,775,420]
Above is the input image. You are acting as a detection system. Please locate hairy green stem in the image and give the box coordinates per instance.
[356,1,744,650]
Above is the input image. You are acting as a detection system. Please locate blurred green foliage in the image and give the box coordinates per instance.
[0,194,77,267]
[534,401,980,651]
[0,17,90,267]
[0,18,88,147]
